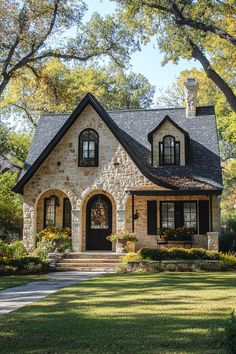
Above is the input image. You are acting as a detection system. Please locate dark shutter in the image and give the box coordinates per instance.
[63,198,72,228]
[147,201,157,235]
[199,200,210,234]
[175,202,184,228]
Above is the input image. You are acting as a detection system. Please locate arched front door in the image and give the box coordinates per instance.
[86,194,112,251]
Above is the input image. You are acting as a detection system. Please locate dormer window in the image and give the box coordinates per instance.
[79,129,99,167]
[159,135,180,166]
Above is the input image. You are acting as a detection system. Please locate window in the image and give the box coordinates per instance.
[63,198,71,228]
[79,129,99,167]
[159,135,180,165]
[184,202,197,231]
[161,202,175,229]
[44,197,56,227]
[160,201,197,232]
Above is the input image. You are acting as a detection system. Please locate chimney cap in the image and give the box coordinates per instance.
[184,78,199,88]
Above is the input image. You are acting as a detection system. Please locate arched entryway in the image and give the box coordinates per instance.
[86,194,112,251]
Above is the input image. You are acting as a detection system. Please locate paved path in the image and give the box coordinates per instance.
[0,272,104,316]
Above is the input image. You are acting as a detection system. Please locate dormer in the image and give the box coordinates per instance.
[148,115,189,167]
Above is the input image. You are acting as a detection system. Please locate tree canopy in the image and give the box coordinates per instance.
[0,0,137,101]
[0,59,155,127]
[114,0,236,112]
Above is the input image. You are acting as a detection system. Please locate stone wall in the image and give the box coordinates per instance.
[152,120,185,166]
[23,104,152,251]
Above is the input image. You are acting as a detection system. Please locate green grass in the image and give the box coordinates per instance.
[0,275,48,291]
[0,272,236,354]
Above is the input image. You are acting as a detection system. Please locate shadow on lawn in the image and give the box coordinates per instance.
[0,273,234,354]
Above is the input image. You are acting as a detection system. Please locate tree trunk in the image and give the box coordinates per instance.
[190,41,236,112]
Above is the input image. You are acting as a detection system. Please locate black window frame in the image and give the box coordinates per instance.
[44,197,56,228]
[78,129,99,167]
[63,197,72,228]
[160,201,198,233]
[159,135,180,166]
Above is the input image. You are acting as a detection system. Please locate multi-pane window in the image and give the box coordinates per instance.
[160,201,197,232]
[79,129,98,166]
[63,198,71,228]
[161,202,175,229]
[44,197,56,227]
[184,202,197,231]
[159,135,180,165]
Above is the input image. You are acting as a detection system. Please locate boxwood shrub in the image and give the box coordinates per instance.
[139,247,221,261]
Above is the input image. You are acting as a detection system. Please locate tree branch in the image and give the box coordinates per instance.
[141,0,236,46]
[189,40,236,112]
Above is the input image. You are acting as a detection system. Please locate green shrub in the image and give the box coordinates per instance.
[221,312,236,353]
[122,252,142,265]
[139,247,222,261]
[0,256,50,275]
[9,240,27,258]
[139,247,169,260]
[36,227,72,257]
[219,254,236,269]
[0,239,14,260]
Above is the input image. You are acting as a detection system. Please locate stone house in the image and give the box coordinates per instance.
[13,79,222,253]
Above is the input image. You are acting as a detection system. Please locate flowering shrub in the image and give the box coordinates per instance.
[35,227,72,259]
[160,227,194,241]
[107,231,137,242]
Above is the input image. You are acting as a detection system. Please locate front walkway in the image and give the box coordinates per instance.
[0,272,104,316]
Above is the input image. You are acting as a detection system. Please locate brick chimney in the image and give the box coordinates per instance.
[184,78,199,118]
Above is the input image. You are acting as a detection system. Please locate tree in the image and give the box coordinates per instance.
[158,68,236,151]
[0,59,155,127]
[0,172,23,239]
[0,0,136,102]
[114,0,236,112]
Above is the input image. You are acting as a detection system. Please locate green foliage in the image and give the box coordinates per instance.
[219,254,236,269]
[0,172,23,239]
[221,312,236,353]
[122,252,142,265]
[1,59,154,127]
[160,227,194,241]
[10,241,27,259]
[0,257,50,276]
[35,227,72,259]
[115,0,236,110]
[139,247,221,261]
[107,231,137,242]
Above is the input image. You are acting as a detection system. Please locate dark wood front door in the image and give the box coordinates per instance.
[86,194,112,251]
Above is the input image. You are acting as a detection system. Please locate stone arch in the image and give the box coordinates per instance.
[80,189,117,251]
[35,188,73,235]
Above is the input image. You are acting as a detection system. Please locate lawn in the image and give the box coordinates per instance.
[0,272,235,354]
[0,275,48,291]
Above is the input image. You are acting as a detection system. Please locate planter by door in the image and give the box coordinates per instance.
[86,194,112,251]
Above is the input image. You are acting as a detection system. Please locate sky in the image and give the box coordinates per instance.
[84,0,201,101]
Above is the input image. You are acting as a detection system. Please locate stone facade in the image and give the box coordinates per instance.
[22,104,221,252]
[23,104,152,252]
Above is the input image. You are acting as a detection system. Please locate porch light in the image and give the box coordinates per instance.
[133,209,139,220]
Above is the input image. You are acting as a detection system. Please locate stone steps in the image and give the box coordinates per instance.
[55,252,124,272]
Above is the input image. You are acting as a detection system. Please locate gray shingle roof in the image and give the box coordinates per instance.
[17,96,222,193]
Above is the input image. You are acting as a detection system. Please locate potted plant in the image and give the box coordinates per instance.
[107,231,137,253]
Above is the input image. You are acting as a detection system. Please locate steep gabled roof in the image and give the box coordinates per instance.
[147,115,189,143]
[13,93,175,193]
[14,94,223,194]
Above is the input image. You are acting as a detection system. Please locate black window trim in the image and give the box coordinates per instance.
[160,200,198,233]
[159,135,180,166]
[44,197,56,228]
[78,128,99,167]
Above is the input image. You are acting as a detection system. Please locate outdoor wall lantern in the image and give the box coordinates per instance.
[133,209,139,220]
